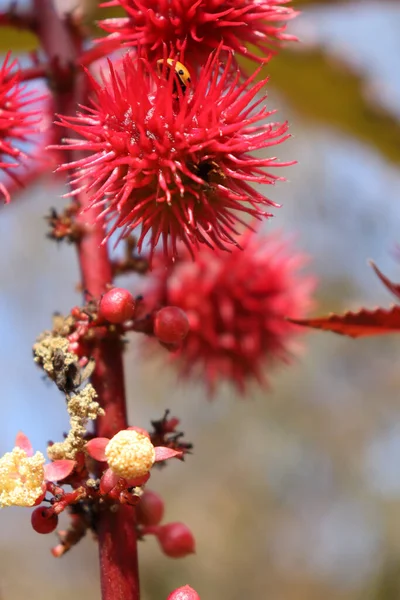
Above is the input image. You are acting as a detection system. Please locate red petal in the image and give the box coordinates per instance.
[154,447,183,462]
[86,437,109,461]
[125,472,151,487]
[15,431,33,456]
[44,459,76,482]
[289,305,400,338]
[369,261,400,300]
[127,426,150,439]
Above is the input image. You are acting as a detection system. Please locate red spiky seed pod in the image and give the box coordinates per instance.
[136,489,165,526]
[98,0,298,68]
[156,522,196,558]
[31,507,58,534]
[0,53,42,203]
[154,307,190,345]
[99,288,136,323]
[167,585,200,600]
[146,231,316,394]
[54,50,291,262]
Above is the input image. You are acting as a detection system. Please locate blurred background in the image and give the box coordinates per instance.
[1,1,400,599]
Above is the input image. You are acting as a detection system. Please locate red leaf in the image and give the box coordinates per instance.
[369,261,400,300]
[289,305,400,338]
[15,431,33,456]
[44,459,76,482]
[154,447,183,462]
[85,437,109,461]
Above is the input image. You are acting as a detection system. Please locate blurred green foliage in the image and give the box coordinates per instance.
[0,27,37,51]
[265,48,400,165]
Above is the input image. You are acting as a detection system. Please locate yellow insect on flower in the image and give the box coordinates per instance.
[156,58,192,94]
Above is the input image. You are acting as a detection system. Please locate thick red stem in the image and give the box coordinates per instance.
[98,506,140,600]
[33,0,140,597]
[75,191,140,600]
[6,65,46,83]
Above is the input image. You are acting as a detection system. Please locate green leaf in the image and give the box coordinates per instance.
[0,4,122,52]
[0,27,38,52]
[244,47,400,165]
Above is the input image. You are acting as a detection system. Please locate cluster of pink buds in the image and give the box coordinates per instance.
[48,286,191,364]
[0,420,189,555]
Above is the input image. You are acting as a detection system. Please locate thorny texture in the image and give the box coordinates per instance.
[0,447,45,507]
[98,0,297,67]
[146,232,315,393]
[0,52,42,203]
[55,50,291,261]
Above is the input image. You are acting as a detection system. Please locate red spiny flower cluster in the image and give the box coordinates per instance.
[146,232,315,393]
[99,0,297,66]
[0,53,41,203]
[55,51,291,261]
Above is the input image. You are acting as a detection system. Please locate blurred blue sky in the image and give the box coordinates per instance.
[1,2,400,596]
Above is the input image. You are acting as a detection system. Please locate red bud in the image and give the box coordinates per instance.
[136,490,164,526]
[154,307,189,344]
[31,507,58,534]
[99,288,136,324]
[167,585,200,600]
[156,522,195,558]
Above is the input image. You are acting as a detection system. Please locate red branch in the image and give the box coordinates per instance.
[0,7,37,30]
[32,0,140,598]
[12,65,47,82]
[98,506,140,600]
[75,188,140,600]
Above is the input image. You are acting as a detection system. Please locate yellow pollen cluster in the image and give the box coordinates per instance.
[47,383,104,460]
[33,333,76,377]
[0,447,45,507]
[105,430,156,479]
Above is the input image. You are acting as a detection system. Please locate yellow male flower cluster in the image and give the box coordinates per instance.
[0,447,45,507]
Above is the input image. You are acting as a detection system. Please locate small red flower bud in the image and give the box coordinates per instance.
[136,490,165,526]
[31,507,58,534]
[71,306,82,319]
[99,467,120,495]
[154,307,189,345]
[156,522,195,558]
[167,585,200,600]
[99,288,136,324]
